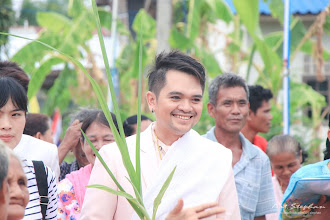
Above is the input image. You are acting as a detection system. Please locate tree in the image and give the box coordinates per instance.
[0,0,15,57]
[18,0,68,26]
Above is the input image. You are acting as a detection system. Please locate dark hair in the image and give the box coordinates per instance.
[208,73,249,105]
[123,115,152,136]
[324,115,330,160]
[0,61,30,93]
[0,76,28,113]
[147,50,206,97]
[23,113,51,136]
[248,85,273,114]
[81,110,119,141]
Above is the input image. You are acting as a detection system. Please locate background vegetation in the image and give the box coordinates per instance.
[1,0,330,163]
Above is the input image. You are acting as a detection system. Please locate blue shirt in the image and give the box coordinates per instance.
[280,159,330,219]
[203,127,277,220]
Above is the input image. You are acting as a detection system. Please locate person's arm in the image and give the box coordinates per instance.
[57,120,82,164]
[80,148,119,220]
[217,167,241,219]
[57,179,80,219]
[45,166,58,220]
[165,199,225,220]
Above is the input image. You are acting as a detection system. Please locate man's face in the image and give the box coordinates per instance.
[207,86,249,134]
[147,70,203,142]
[247,100,272,133]
[0,98,26,149]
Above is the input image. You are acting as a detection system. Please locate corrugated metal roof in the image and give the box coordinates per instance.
[224,0,330,15]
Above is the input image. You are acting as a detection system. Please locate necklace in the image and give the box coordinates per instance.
[153,130,162,160]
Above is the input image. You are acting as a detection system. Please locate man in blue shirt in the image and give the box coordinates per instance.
[203,73,276,220]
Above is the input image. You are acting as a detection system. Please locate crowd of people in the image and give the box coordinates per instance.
[0,50,329,220]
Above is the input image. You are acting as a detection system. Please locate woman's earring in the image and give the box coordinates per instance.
[151,109,154,113]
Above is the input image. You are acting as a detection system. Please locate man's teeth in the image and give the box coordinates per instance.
[175,115,190,119]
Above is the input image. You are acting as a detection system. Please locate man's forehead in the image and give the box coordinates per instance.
[217,86,248,98]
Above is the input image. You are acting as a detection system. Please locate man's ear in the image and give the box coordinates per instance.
[34,132,42,140]
[206,102,215,118]
[247,109,254,121]
[146,91,156,112]
[327,129,330,142]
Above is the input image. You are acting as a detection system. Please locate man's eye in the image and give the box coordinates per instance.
[192,98,201,102]
[239,101,247,106]
[171,96,180,100]
[12,113,22,117]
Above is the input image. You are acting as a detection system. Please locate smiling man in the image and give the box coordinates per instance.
[81,51,240,219]
[203,73,276,220]
[241,85,273,153]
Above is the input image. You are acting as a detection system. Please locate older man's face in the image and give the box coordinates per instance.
[207,86,249,134]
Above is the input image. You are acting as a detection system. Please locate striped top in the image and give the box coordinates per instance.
[22,159,58,219]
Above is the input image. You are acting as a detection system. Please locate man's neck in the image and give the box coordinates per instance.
[153,123,182,146]
[241,125,257,143]
[214,128,242,150]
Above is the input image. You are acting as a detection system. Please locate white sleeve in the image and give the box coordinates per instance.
[45,166,58,219]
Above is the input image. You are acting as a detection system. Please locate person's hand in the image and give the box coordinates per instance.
[58,120,82,164]
[165,199,225,220]
[309,195,330,220]
[62,120,82,148]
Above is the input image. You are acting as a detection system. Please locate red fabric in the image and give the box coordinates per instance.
[253,135,267,153]
[253,135,274,176]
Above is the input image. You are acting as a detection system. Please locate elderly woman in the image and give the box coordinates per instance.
[265,134,307,220]
[6,148,29,220]
[57,110,119,219]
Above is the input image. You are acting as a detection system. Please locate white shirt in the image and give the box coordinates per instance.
[14,134,60,181]
[22,159,58,219]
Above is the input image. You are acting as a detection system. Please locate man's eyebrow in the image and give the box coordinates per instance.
[168,91,183,96]
[168,91,202,98]
[192,95,203,98]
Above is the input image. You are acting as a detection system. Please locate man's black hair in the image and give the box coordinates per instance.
[123,115,152,136]
[147,50,206,97]
[248,85,273,114]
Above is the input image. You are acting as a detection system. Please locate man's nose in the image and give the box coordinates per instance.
[178,100,193,112]
[0,116,12,130]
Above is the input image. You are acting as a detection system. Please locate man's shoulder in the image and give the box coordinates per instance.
[241,134,269,162]
[21,134,58,151]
